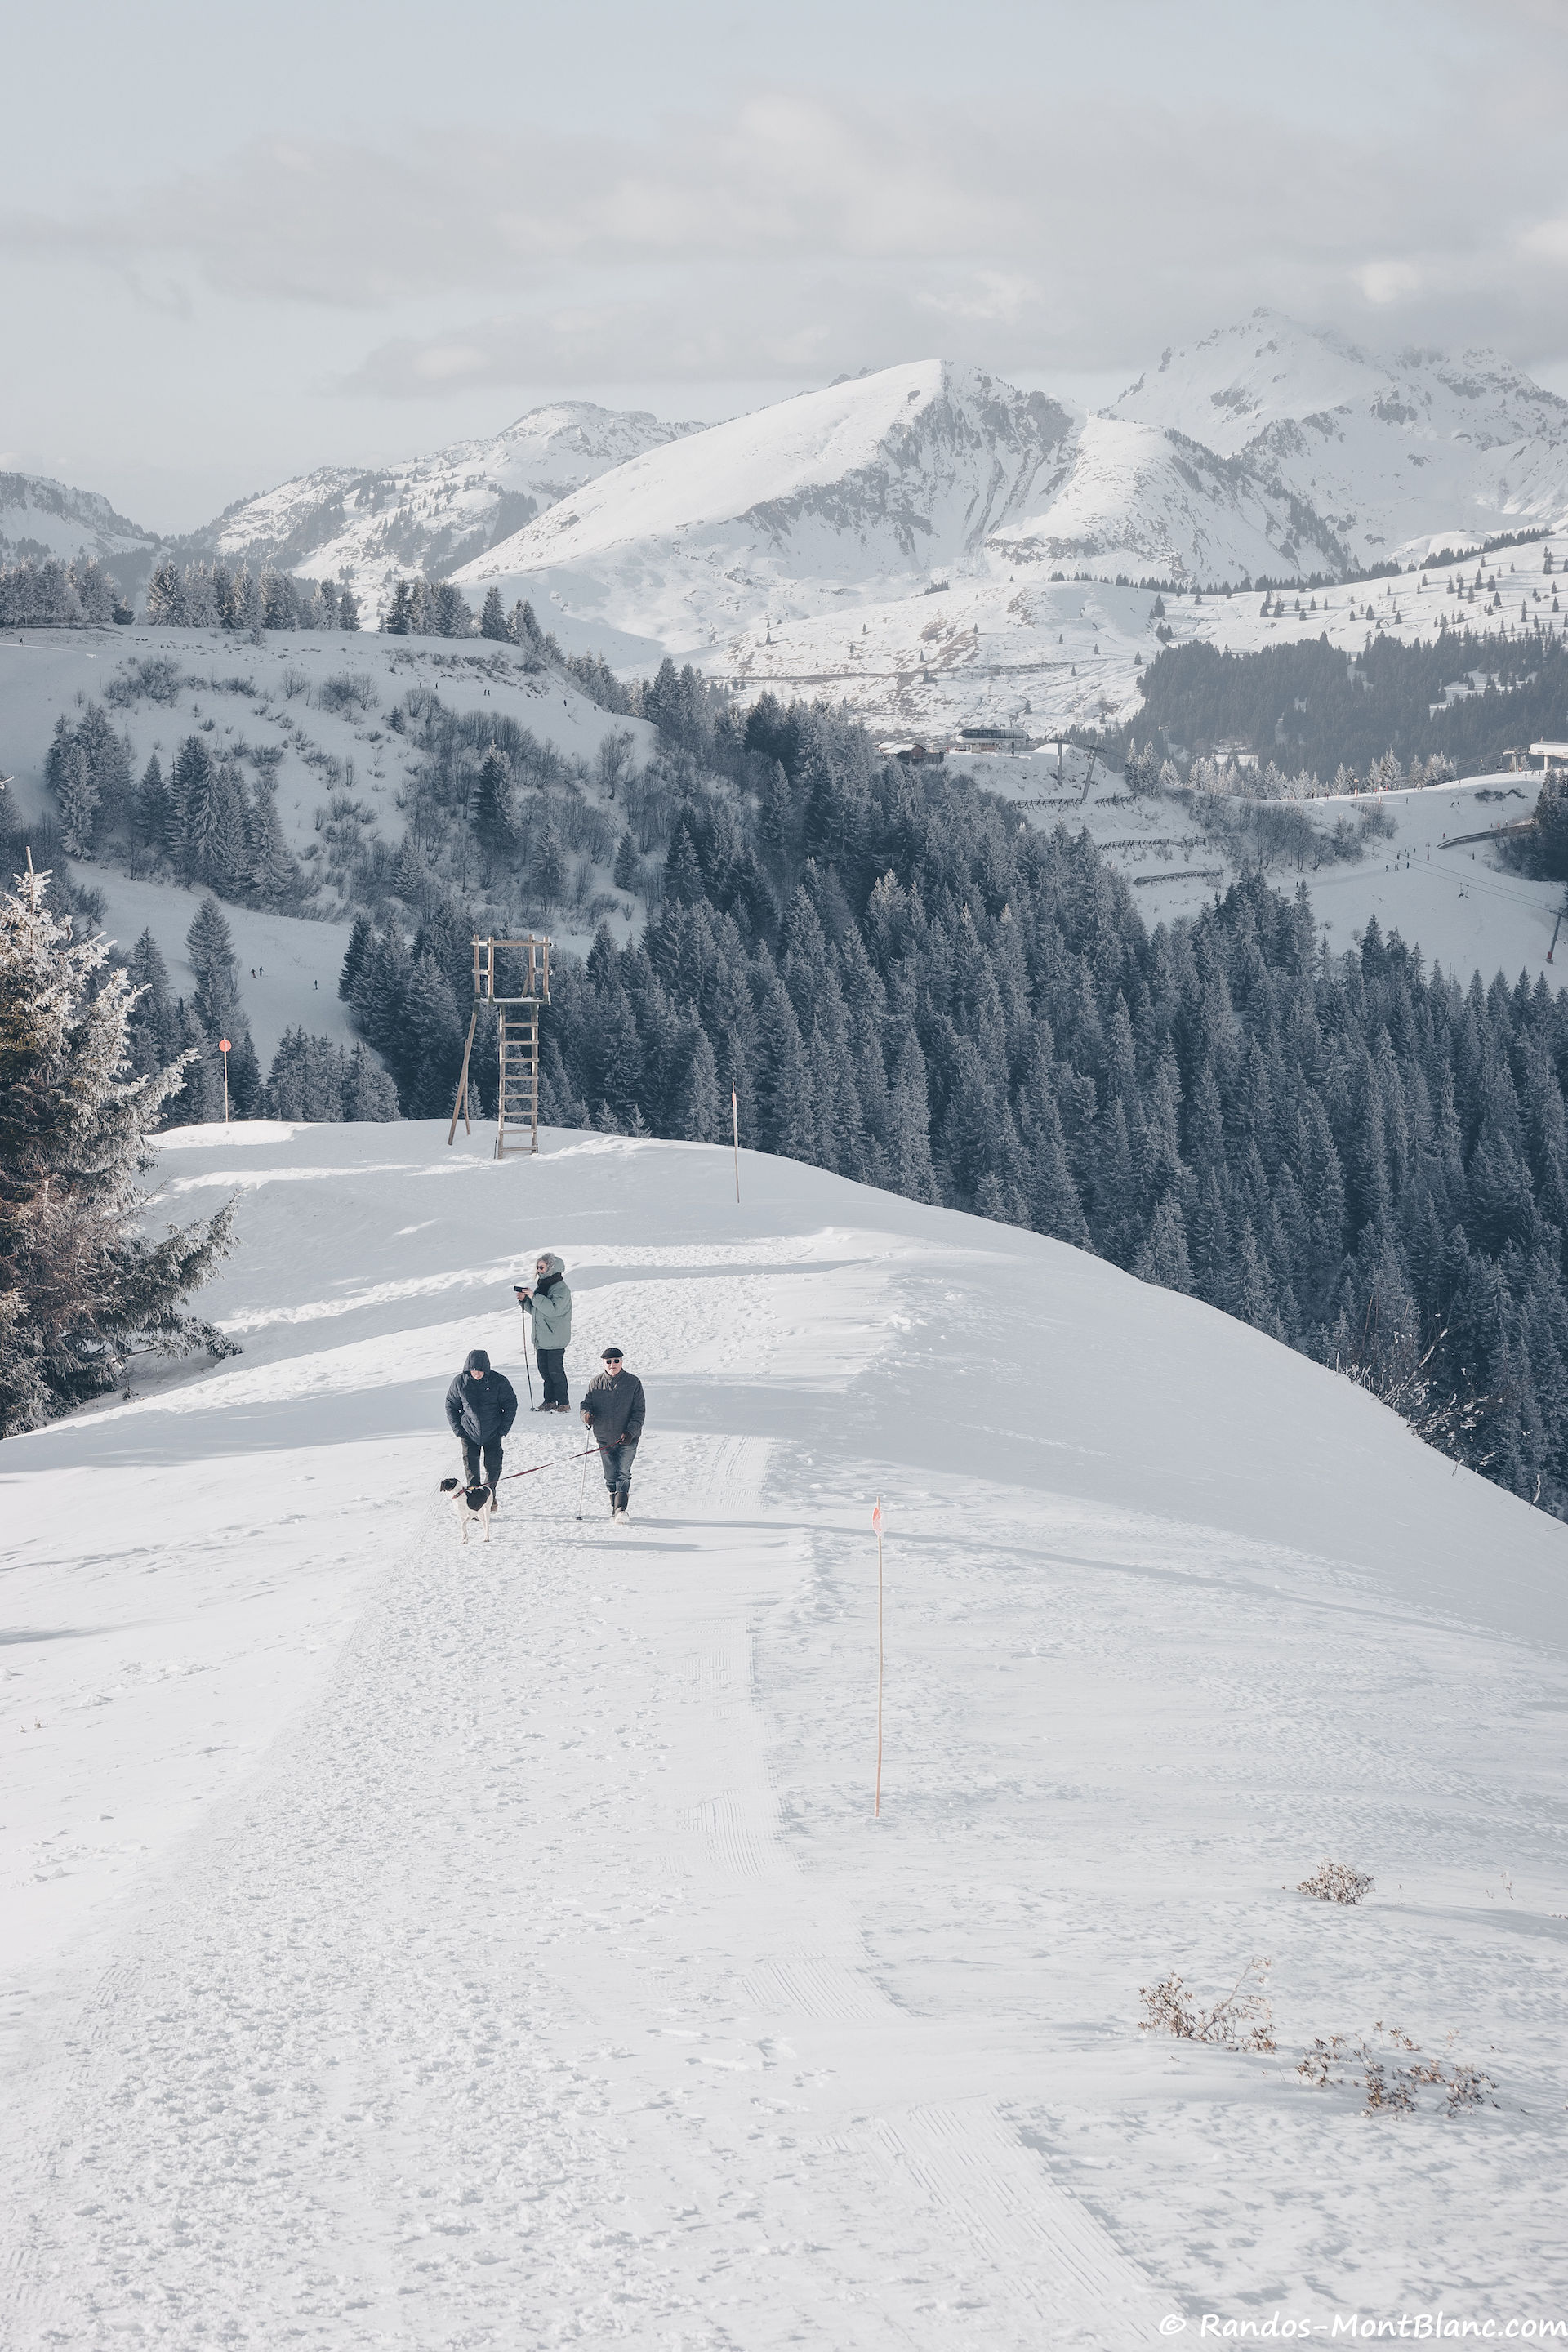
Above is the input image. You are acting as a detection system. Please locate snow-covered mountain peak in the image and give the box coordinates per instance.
[460,360,1075,580]
[1108,309,1396,453]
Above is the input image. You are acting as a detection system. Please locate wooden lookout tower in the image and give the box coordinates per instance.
[447,933,552,1158]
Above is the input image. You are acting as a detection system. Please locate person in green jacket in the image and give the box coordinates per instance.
[514,1250,572,1412]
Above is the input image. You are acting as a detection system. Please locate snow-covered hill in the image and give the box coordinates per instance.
[0,469,161,597]
[2,1122,1565,2345]
[1108,310,1568,568]
[0,621,663,1044]
[196,403,703,621]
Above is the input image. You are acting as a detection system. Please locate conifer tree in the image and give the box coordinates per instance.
[0,861,236,1434]
[133,753,171,858]
[480,586,509,641]
[186,896,243,1036]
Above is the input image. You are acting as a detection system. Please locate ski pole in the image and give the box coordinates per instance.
[519,1301,536,1408]
[577,1450,590,1519]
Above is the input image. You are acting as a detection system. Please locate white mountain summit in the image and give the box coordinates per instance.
[453,360,1078,650]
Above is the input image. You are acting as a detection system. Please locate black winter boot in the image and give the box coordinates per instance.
[613,1483,630,1518]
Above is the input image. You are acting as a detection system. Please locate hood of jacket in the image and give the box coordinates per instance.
[464,1348,491,1374]
[537,1253,565,1282]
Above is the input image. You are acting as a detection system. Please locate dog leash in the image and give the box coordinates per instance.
[443,1440,620,1494]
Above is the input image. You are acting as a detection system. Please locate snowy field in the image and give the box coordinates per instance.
[3,1122,1566,2347]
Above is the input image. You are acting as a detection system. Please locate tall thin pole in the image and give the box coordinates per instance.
[732,1085,741,1203]
[873,1496,884,1818]
[219,1036,231,1124]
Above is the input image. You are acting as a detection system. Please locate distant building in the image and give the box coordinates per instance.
[957,725,1031,754]
[1528,741,1568,771]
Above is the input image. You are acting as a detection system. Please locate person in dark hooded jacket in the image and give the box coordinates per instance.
[444,1348,519,1500]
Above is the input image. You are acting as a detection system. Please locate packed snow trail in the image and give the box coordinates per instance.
[3,1125,1567,2345]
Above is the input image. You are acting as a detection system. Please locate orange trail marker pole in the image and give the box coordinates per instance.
[219,1036,231,1125]
[731,1085,741,1203]
[872,1496,884,1818]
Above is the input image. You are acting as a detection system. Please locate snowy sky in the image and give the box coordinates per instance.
[5,0,1568,530]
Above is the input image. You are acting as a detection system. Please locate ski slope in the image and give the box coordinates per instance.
[2,1123,1566,2347]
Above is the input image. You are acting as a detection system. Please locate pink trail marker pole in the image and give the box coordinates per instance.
[219,1037,231,1124]
[732,1085,741,1203]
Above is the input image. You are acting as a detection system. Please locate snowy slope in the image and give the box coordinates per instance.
[987,412,1347,583]
[2,1121,1565,2346]
[1109,310,1568,564]
[0,469,163,606]
[453,361,1076,649]
[198,403,703,622]
[0,470,158,568]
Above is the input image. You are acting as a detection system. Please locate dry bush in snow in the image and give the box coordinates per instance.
[1138,1958,1275,2051]
[1298,1860,1374,1905]
[1297,2025,1494,2116]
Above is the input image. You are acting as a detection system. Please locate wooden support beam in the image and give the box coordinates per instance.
[447,1004,479,1145]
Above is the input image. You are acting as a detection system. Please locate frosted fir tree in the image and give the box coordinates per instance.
[185,895,243,1036]
[245,781,302,910]
[342,1042,399,1120]
[46,723,97,853]
[479,586,510,642]
[0,858,237,1437]
[679,1028,724,1143]
[337,584,362,633]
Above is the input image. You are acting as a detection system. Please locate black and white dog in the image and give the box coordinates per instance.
[439,1477,496,1544]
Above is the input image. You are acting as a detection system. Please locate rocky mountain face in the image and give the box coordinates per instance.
[1107,309,1568,564]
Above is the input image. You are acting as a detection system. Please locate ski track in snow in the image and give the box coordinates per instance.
[3,1124,1567,2345]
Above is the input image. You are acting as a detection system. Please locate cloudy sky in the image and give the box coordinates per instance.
[5,0,1567,530]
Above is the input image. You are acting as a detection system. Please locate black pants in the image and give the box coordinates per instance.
[536,1347,568,1407]
[598,1435,638,1494]
[461,1436,504,1490]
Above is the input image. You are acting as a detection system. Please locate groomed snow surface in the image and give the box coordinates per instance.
[3,1124,1566,2348]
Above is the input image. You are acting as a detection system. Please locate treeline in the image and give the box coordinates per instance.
[1125,627,1568,781]
[145,559,361,633]
[339,693,1568,1517]
[44,706,306,909]
[0,555,131,627]
[1127,745,1457,802]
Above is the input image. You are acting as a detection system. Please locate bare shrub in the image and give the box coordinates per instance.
[1298,1860,1374,1905]
[1139,1958,1274,2051]
[104,654,183,708]
[318,670,378,715]
[1297,2025,1494,2117]
[282,668,309,700]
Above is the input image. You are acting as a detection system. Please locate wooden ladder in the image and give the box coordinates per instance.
[496,1004,540,1158]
